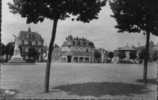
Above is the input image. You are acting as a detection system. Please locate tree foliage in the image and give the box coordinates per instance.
[118,51,125,60]
[0,42,5,55]
[110,0,158,82]
[108,52,113,59]
[151,50,158,61]
[5,42,14,61]
[9,0,106,23]
[138,48,145,59]
[94,50,101,63]
[5,42,14,56]
[130,51,137,60]
[94,50,101,59]
[27,47,39,61]
[110,0,158,34]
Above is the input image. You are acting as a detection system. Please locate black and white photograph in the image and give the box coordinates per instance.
[0,0,158,100]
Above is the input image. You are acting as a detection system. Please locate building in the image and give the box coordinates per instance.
[51,35,109,63]
[97,48,108,63]
[114,45,137,63]
[136,41,158,62]
[61,35,96,63]
[51,44,62,62]
[18,28,44,62]
[52,35,98,63]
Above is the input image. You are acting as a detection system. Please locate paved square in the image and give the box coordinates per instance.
[1,63,157,99]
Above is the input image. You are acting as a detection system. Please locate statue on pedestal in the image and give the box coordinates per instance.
[8,34,25,63]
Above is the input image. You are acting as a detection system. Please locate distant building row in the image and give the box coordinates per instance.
[1,28,158,63]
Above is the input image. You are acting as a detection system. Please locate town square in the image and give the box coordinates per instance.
[0,0,158,100]
[1,63,157,99]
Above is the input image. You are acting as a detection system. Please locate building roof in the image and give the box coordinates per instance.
[62,35,95,48]
[118,45,136,51]
[18,28,44,42]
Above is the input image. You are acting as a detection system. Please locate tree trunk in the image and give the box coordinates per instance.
[45,19,58,92]
[0,0,1,44]
[0,0,1,59]
[143,31,150,83]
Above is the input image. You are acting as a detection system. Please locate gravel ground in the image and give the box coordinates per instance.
[0,63,157,100]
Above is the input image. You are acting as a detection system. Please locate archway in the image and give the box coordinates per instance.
[67,56,72,63]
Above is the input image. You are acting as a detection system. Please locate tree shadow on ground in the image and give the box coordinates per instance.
[53,82,149,97]
[136,79,158,85]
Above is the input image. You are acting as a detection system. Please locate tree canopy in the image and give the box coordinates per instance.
[5,42,14,56]
[94,50,101,59]
[108,52,114,59]
[109,0,158,82]
[0,42,5,55]
[27,47,39,62]
[110,0,158,35]
[9,0,106,23]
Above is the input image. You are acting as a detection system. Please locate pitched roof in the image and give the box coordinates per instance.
[18,30,44,42]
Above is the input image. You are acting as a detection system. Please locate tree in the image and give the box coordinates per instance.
[130,51,137,60]
[5,42,14,61]
[110,0,158,83]
[0,42,5,56]
[54,44,59,48]
[152,50,158,61]
[138,48,145,63]
[118,51,125,60]
[108,52,113,62]
[94,50,101,63]
[27,47,39,62]
[8,0,106,92]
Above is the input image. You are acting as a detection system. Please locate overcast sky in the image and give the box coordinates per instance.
[2,0,158,51]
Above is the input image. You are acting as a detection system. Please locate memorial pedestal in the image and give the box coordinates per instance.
[8,55,25,63]
[8,36,25,63]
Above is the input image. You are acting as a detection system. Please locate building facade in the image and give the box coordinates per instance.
[52,35,99,63]
[18,28,44,62]
[97,48,108,63]
[113,45,137,63]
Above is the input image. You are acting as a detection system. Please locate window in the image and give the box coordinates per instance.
[32,41,36,45]
[38,41,41,46]
[22,40,24,45]
[38,48,41,52]
[26,34,29,38]
[86,49,89,52]
[77,41,80,46]
[24,40,28,45]
[25,48,28,52]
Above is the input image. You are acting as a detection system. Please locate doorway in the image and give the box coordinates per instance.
[67,56,72,63]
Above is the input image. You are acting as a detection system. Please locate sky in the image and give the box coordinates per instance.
[2,0,158,51]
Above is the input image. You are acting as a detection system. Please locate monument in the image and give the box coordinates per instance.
[9,35,25,63]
